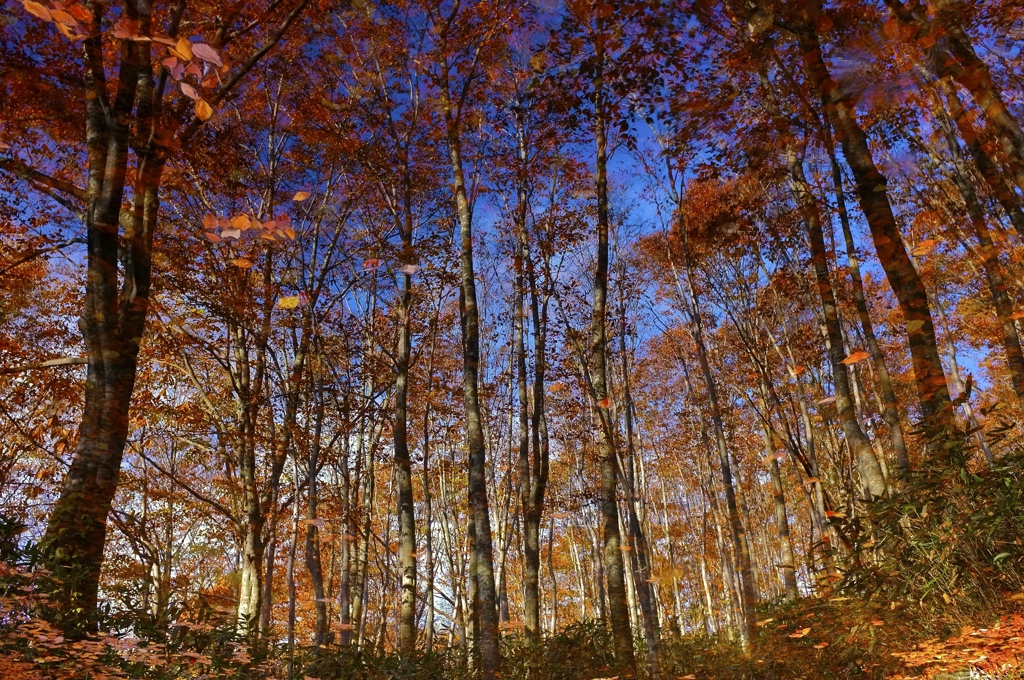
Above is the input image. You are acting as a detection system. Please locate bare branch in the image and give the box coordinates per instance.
[0,356,88,375]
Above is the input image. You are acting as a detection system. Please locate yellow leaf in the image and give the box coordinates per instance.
[841,350,871,365]
[195,99,213,121]
[293,190,311,201]
[277,296,300,309]
[906,319,926,333]
[788,627,811,638]
[175,37,193,60]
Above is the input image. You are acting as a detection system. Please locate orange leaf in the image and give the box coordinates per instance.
[68,4,91,22]
[230,214,251,231]
[50,9,78,25]
[597,396,611,409]
[814,641,829,649]
[22,1,51,21]
[841,350,871,365]
[363,258,381,270]
[293,190,311,201]
[788,627,811,638]
[204,232,222,242]
[229,257,252,269]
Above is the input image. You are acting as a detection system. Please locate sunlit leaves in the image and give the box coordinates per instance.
[292,191,312,201]
[277,296,300,309]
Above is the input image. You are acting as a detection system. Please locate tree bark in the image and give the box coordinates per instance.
[797,0,954,443]
[589,38,637,670]
[439,61,500,680]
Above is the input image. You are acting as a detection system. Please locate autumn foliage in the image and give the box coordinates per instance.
[3,0,1024,678]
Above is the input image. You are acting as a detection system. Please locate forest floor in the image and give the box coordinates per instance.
[659,595,1024,679]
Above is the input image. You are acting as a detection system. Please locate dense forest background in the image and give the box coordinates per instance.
[2,0,1024,678]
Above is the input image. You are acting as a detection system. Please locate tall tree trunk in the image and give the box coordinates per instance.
[929,90,1024,412]
[394,205,417,656]
[439,71,500,680]
[761,416,798,602]
[589,39,637,670]
[885,0,1024,190]
[618,298,659,673]
[783,133,887,499]
[306,376,328,648]
[798,0,954,443]
[823,121,910,478]
[41,15,161,629]
[669,229,757,651]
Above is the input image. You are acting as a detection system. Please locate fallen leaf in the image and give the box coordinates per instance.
[204,232,222,242]
[597,396,611,408]
[755,618,775,627]
[363,258,381,270]
[230,214,251,231]
[789,627,811,638]
[220,228,240,240]
[293,190,311,201]
[229,257,252,269]
[816,396,836,405]
[278,296,300,309]
[814,641,829,649]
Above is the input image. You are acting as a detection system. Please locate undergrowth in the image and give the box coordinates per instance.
[2,440,1023,679]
